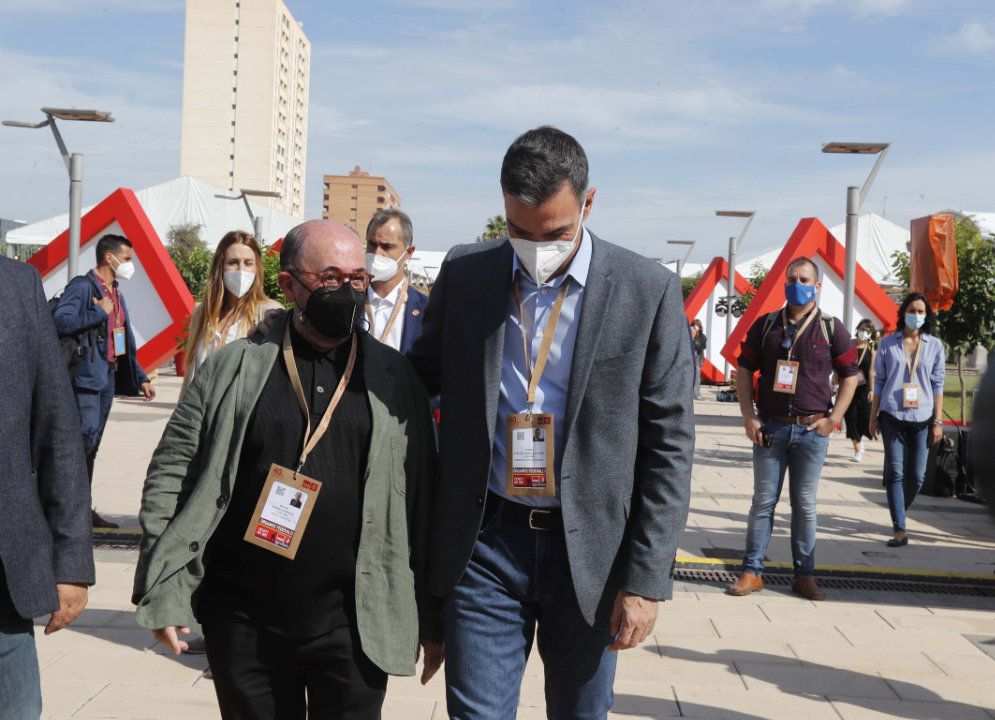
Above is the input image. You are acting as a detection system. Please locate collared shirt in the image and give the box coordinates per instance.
[488,229,592,508]
[873,332,946,422]
[366,281,406,351]
[91,270,125,363]
[737,307,858,418]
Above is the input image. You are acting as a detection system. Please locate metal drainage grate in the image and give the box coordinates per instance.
[675,567,995,597]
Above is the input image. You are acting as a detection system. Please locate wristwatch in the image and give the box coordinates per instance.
[930,419,943,427]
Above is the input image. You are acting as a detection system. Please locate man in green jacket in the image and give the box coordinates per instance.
[133,220,441,719]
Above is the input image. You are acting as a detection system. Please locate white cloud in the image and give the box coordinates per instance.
[763,0,910,18]
[940,21,995,55]
[0,0,180,15]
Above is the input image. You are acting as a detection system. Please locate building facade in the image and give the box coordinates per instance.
[180,0,309,219]
[322,167,401,236]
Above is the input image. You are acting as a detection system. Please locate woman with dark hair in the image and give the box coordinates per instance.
[690,318,706,400]
[844,318,877,461]
[869,293,946,546]
[180,230,283,398]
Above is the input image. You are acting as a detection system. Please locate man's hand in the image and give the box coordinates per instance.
[930,423,943,446]
[44,583,88,635]
[140,382,156,402]
[93,296,113,314]
[249,308,287,339]
[743,416,763,445]
[869,415,880,441]
[609,591,659,652]
[418,639,445,685]
[807,417,835,437]
[153,626,191,655]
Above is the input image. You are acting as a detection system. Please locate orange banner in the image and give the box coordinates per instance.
[909,214,958,312]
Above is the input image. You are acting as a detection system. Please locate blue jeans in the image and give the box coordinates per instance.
[74,367,115,484]
[879,413,930,532]
[0,616,41,719]
[443,504,617,720]
[743,420,829,577]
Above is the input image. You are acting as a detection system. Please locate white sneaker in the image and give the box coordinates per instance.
[852,451,863,462]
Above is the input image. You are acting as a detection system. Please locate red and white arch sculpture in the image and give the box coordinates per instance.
[684,256,754,383]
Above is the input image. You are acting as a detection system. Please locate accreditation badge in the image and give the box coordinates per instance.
[506,413,556,497]
[113,327,127,357]
[773,359,800,394]
[242,463,322,560]
[857,370,867,386]
[902,383,920,409]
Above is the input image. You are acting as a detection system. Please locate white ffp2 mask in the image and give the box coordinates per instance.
[509,214,584,286]
[223,270,255,298]
[365,253,400,282]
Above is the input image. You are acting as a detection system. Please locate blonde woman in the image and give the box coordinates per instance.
[181,231,282,397]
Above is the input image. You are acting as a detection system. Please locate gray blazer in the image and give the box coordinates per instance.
[0,258,94,618]
[409,234,694,626]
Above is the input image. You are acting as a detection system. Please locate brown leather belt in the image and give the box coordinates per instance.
[768,413,826,425]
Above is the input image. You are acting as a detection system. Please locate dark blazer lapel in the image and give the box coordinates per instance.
[564,235,615,440]
[482,241,514,444]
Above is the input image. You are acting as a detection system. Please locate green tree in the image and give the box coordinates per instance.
[741,261,769,307]
[934,215,995,421]
[476,215,508,242]
[890,249,910,288]
[681,273,701,300]
[166,222,206,255]
[261,246,289,307]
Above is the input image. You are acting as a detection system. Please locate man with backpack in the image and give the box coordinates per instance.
[54,234,155,529]
[728,257,859,601]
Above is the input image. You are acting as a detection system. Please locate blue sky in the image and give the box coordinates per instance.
[2,0,994,262]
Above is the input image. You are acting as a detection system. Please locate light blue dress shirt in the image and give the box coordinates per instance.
[873,332,946,423]
[488,229,593,508]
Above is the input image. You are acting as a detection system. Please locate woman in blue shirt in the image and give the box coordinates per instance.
[869,293,946,547]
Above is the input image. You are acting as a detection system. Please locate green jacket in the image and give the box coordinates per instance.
[132,314,438,676]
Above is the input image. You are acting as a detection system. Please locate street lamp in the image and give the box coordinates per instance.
[3,107,115,280]
[215,189,282,244]
[666,240,696,278]
[821,141,890,332]
[715,210,756,382]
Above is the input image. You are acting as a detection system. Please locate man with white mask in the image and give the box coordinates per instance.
[54,233,154,528]
[409,126,695,718]
[364,209,428,353]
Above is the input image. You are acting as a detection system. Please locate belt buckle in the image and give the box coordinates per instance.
[528,509,551,531]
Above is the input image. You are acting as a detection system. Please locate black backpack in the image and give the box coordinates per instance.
[929,434,958,498]
[50,277,104,378]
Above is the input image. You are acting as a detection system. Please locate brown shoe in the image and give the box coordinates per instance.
[792,576,825,601]
[728,571,764,596]
[91,509,119,529]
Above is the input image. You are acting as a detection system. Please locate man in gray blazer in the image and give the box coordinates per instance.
[0,257,95,719]
[409,126,694,718]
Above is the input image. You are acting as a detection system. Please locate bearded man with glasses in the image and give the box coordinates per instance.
[729,256,859,602]
[133,220,440,719]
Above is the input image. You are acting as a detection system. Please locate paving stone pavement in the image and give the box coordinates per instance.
[36,374,995,719]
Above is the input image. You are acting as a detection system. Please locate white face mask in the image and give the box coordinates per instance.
[508,207,585,286]
[857,330,870,342]
[365,252,401,282]
[223,270,255,298]
[111,255,136,281]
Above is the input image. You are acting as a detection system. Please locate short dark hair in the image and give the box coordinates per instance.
[366,209,413,246]
[897,292,937,334]
[280,224,305,272]
[500,126,589,206]
[95,234,132,264]
[786,256,819,280]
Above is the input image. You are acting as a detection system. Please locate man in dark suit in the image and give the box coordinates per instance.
[0,257,95,719]
[364,209,428,353]
[53,234,155,528]
[410,126,695,718]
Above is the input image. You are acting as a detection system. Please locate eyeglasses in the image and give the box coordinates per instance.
[781,324,799,349]
[291,267,370,291]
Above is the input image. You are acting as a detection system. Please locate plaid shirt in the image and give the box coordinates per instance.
[738,308,858,418]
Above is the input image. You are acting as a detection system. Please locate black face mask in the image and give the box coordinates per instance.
[301,284,364,339]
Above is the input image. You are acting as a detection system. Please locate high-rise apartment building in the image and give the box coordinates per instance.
[322,167,401,236]
[180,0,309,218]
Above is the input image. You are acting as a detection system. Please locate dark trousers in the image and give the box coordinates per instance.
[203,613,387,720]
[74,367,115,484]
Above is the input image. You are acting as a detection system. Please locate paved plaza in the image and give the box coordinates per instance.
[36,371,995,719]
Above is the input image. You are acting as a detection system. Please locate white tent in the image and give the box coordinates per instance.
[6,176,302,250]
[659,261,711,278]
[737,213,909,285]
[408,250,447,285]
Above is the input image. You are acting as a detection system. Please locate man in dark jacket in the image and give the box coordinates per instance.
[0,257,95,719]
[54,234,155,528]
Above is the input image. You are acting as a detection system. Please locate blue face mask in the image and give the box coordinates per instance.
[784,282,817,307]
[905,313,926,330]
